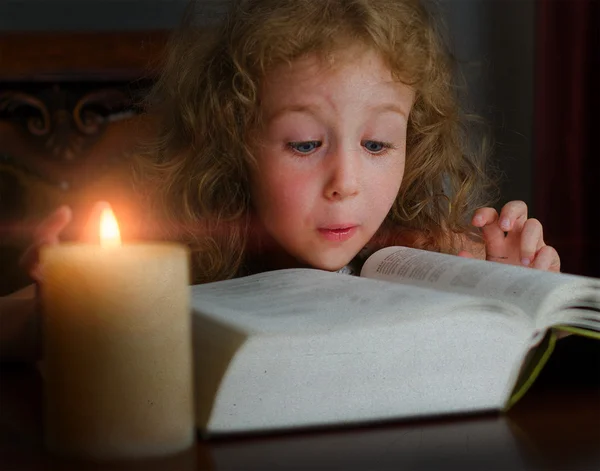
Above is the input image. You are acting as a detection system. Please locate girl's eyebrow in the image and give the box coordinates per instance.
[369,103,409,120]
[266,104,320,123]
[266,102,408,123]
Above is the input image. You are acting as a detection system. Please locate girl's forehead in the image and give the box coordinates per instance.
[258,46,415,120]
[271,42,378,75]
[261,45,408,95]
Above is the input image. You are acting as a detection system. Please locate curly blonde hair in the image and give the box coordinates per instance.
[137,0,495,283]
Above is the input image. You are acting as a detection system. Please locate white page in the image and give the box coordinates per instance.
[191,268,528,336]
[362,247,600,328]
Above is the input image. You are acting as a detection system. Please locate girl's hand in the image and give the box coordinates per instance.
[458,200,561,272]
[19,206,73,281]
[19,201,111,281]
[4,205,72,361]
[3,202,109,362]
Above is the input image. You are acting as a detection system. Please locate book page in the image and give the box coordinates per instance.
[191,268,528,337]
[361,247,600,329]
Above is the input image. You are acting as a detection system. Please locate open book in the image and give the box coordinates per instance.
[191,246,600,435]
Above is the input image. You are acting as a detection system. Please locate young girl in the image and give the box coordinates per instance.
[1,0,560,359]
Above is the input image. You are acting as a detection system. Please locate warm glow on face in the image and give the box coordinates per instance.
[99,208,121,248]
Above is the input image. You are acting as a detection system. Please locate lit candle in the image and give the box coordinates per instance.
[40,205,194,459]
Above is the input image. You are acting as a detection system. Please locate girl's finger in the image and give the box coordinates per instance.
[473,208,507,257]
[457,250,474,258]
[497,200,528,232]
[23,206,71,271]
[19,242,40,277]
[19,236,57,281]
[471,207,498,228]
[532,245,561,272]
[33,206,72,243]
[519,218,543,266]
[21,206,73,281]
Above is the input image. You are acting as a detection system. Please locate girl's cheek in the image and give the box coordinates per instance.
[279,173,312,200]
[270,171,317,213]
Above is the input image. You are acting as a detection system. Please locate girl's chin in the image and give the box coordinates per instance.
[300,252,358,272]
[255,235,364,272]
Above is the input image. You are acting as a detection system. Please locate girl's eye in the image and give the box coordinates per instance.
[287,141,322,154]
[362,140,393,154]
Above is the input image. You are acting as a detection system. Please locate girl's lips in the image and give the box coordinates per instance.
[317,226,358,242]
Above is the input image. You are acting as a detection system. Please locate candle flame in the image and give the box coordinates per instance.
[99,208,121,248]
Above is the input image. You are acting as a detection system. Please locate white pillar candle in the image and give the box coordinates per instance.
[41,207,195,459]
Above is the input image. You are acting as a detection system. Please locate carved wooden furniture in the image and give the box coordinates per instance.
[0,32,168,294]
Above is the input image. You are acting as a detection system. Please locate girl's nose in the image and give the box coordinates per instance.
[323,149,360,201]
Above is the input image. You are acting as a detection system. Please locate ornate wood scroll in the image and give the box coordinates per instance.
[0,84,143,190]
[0,82,157,242]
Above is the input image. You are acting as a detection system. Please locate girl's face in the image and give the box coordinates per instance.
[250,46,415,271]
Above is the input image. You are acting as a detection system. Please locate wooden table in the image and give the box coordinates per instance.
[1,336,598,470]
